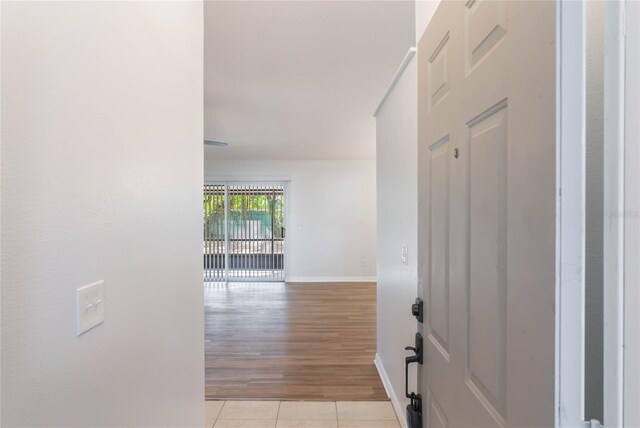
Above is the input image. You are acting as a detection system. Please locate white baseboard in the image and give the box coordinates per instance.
[374,353,407,428]
[286,276,377,283]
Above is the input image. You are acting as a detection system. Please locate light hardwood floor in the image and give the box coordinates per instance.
[205,282,388,401]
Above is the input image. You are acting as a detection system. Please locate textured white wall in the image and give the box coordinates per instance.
[204,159,377,282]
[1,2,204,426]
[415,1,440,43]
[374,55,418,421]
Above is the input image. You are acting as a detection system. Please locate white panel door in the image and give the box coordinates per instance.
[417,1,556,426]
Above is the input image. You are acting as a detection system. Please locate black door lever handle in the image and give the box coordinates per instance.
[405,334,423,365]
[405,346,419,364]
[404,333,423,399]
[404,333,423,428]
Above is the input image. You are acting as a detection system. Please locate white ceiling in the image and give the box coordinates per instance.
[204,1,415,161]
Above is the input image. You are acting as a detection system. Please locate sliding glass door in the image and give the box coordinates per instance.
[204,182,286,282]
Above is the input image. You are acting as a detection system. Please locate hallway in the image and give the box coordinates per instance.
[204,282,386,401]
[6,1,636,426]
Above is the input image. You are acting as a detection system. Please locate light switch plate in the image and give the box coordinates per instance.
[402,244,409,264]
[76,280,105,335]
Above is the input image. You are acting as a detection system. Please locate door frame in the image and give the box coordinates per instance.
[622,3,640,424]
[558,2,640,426]
[603,1,640,426]
[203,178,290,283]
[603,2,625,425]
[555,1,587,427]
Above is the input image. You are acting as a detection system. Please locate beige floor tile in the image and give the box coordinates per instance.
[338,421,400,428]
[218,401,280,420]
[214,421,276,428]
[276,420,338,428]
[278,402,337,420]
[336,402,397,421]
[206,401,226,427]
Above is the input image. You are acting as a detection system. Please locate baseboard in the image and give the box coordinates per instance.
[374,353,407,428]
[286,276,377,283]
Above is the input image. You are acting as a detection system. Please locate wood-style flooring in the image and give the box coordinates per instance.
[204,282,387,401]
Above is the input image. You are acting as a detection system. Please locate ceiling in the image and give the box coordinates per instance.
[204,1,415,161]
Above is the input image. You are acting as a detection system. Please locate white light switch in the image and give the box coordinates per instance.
[76,280,105,335]
[402,244,409,265]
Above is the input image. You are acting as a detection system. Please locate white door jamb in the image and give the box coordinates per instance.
[556,1,588,427]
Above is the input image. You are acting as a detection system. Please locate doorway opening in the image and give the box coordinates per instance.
[203,182,286,283]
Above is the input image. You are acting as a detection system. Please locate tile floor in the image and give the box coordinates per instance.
[205,400,400,428]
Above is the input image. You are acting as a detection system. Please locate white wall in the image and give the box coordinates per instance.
[374,53,418,424]
[1,2,204,426]
[204,159,377,282]
[374,1,441,420]
[415,1,439,43]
